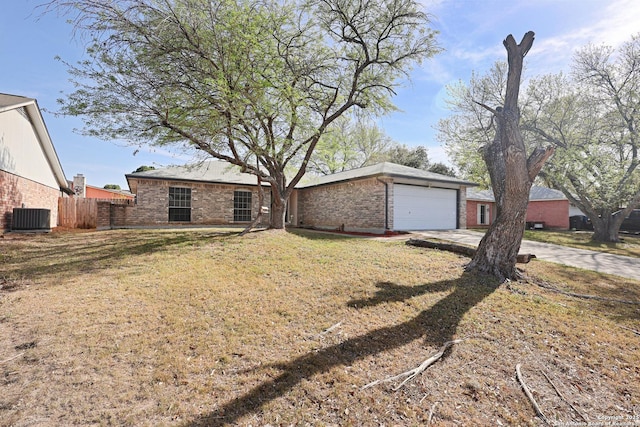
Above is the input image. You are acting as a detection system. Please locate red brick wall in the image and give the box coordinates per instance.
[1,170,60,231]
[466,200,494,228]
[466,199,569,230]
[526,200,569,229]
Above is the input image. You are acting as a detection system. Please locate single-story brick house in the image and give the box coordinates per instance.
[467,186,570,230]
[0,93,73,231]
[115,160,476,233]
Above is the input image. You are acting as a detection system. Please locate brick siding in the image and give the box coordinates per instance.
[466,199,569,230]
[297,179,468,232]
[297,177,388,233]
[1,170,60,232]
[99,178,270,228]
[526,200,569,229]
[466,200,493,229]
[458,187,468,229]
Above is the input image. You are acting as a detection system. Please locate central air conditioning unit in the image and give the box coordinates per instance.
[12,208,51,231]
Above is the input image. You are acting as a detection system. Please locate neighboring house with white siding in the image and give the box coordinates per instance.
[0,93,72,231]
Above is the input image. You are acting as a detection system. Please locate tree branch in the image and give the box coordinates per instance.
[526,146,555,181]
[516,364,549,425]
[362,340,463,390]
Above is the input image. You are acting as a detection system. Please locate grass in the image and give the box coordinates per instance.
[1,228,639,426]
[523,229,640,258]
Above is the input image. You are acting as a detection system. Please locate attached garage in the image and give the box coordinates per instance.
[294,163,475,233]
[393,184,458,230]
[128,161,476,233]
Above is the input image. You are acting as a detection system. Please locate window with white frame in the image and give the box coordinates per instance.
[168,187,191,222]
[477,204,490,225]
[233,190,252,222]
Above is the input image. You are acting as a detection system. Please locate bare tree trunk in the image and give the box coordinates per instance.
[270,196,287,229]
[591,213,625,243]
[466,32,554,281]
[268,172,288,230]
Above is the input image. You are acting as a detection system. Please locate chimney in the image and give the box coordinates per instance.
[73,174,86,198]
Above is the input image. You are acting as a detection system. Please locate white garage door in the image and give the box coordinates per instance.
[393,184,457,230]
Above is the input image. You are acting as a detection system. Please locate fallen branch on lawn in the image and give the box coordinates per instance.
[362,339,463,391]
[320,322,342,336]
[426,402,438,427]
[541,369,588,422]
[0,352,24,364]
[516,364,549,425]
[589,314,640,336]
[407,239,536,263]
[531,279,640,305]
[615,324,640,336]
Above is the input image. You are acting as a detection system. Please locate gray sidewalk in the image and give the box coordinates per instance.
[416,230,640,281]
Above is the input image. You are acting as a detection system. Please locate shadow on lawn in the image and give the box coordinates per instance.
[1,229,238,282]
[185,273,500,426]
[539,265,640,323]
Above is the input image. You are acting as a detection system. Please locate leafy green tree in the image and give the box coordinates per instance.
[310,112,456,176]
[437,62,509,187]
[308,113,394,175]
[53,0,440,229]
[427,162,457,177]
[103,184,121,190]
[132,166,156,173]
[382,144,430,169]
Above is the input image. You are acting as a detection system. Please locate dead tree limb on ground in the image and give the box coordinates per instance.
[362,339,463,391]
[541,369,589,422]
[319,322,342,336]
[530,279,640,305]
[426,402,438,426]
[0,352,24,364]
[516,364,549,425]
[407,239,536,263]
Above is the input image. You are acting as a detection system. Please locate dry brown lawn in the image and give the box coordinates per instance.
[1,228,639,426]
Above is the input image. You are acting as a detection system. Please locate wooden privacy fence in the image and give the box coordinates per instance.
[58,197,98,228]
[59,198,134,229]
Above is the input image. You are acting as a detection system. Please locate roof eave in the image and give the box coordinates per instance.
[125,173,270,187]
[23,101,72,193]
[299,171,477,189]
[385,172,478,187]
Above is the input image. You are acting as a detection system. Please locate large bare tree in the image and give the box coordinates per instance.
[50,0,440,229]
[466,32,554,280]
[439,34,640,243]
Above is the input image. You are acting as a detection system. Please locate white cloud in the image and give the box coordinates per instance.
[427,144,451,166]
[527,0,640,74]
[419,57,455,84]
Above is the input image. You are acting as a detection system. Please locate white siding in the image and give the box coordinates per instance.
[0,108,59,189]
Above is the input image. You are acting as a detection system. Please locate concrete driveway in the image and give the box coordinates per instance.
[416,230,640,281]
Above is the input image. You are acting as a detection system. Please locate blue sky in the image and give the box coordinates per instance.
[2,0,639,189]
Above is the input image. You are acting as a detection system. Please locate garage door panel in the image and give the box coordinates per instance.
[393,184,457,230]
